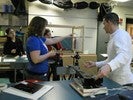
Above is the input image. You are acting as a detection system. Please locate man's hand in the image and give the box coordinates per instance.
[84,61,96,68]
[96,64,111,79]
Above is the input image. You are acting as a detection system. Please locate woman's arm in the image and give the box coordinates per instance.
[45,34,72,45]
[30,50,56,64]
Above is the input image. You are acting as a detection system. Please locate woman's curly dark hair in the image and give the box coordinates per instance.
[27,16,48,37]
[5,27,13,41]
[6,27,11,35]
[44,28,50,36]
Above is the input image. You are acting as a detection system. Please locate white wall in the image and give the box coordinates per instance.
[28,1,98,54]
[112,6,133,29]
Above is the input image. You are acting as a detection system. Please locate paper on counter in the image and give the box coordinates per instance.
[3,59,16,62]
[3,85,53,100]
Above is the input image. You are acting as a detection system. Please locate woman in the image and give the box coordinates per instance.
[44,28,64,51]
[3,28,25,82]
[44,28,64,81]
[3,28,25,56]
[25,16,72,81]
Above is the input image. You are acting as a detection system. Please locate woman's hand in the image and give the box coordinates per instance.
[30,50,57,64]
[11,49,16,53]
[48,51,56,57]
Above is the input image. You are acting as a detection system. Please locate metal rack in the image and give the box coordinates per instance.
[47,24,84,52]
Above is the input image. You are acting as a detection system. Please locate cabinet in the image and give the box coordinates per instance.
[0,36,7,55]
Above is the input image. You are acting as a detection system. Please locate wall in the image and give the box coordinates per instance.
[97,21,110,61]
[112,6,133,30]
[28,1,98,54]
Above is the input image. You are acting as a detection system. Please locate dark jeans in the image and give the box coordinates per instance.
[48,59,63,81]
[25,70,48,81]
[48,63,60,81]
[0,70,23,83]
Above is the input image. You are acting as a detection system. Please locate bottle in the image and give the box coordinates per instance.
[1,53,4,62]
[0,27,4,36]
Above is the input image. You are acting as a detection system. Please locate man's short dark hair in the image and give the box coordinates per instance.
[104,12,119,25]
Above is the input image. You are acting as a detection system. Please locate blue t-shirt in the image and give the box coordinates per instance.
[26,36,48,74]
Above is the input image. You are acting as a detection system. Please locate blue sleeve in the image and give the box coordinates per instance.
[27,37,40,52]
[27,37,46,52]
[40,37,46,42]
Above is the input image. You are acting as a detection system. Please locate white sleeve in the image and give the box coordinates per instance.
[96,59,108,68]
[108,34,131,71]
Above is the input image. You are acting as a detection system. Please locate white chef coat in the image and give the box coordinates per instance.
[96,29,133,85]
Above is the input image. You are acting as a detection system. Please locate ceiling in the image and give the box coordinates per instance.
[71,0,133,8]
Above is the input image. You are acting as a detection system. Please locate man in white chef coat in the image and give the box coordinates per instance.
[84,12,133,85]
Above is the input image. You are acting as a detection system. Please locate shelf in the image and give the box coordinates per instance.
[0,12,28,26]
[0,12,28,15]
[0,36,7,54]
[0,36,6,43]
[0,36,7,37]
[0,12,13,15]
[47,24,84,52]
